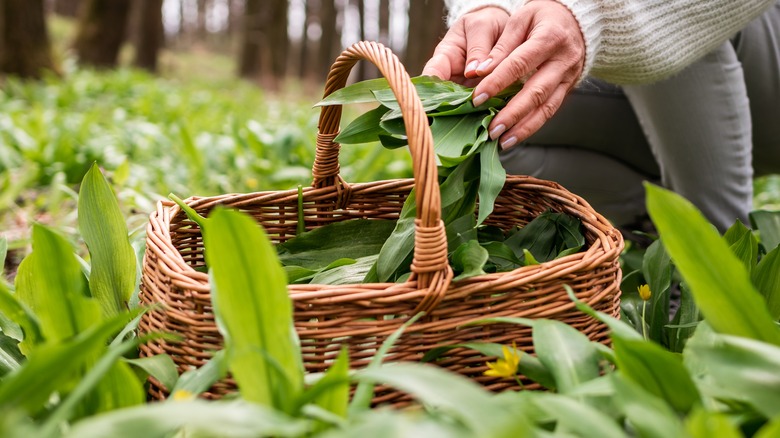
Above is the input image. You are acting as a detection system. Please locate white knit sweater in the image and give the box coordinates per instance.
[445,0,775,84]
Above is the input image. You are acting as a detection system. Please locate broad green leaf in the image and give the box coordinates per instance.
[612,337,700,413]
[532,319,601,394]
[285,265,318,284]
[429,114,482,160]
[278,219,396,270]
[504,211,585,266]
[612,373,685,438]
[355,363,506,436]
[564,285,643,342]
[756,415,780,438]
[377,91,472,121]
[687,334,780,418]
[641,239,673,343]
[685,409,742,438]
[753,245,780,320]
[451,240,488,281]
[0,237,6,272]
[87,360,145,416]
[309,255,377,285]
[316,409,471,438]
[171,350,228,397]
[334,106,390,145]
[429,97,505,117]
[0,311,132,416]
[0,281,41,349]
[64,400,309,438]
[665,282,701,353]
[15,224,100,344]
[530,393,625,438]
[477,140,505,226]
[348,313,424,414]
[306,347,350,433]
[421,342,556,390]
[482,241,522,271]
[445,212,478,253]
[316,75,462,106]
[79,162,137,317]
[724,220,759,273]
[750,210,780,251]
[203,207,303,413]
[0,334,23,376]
[645,183,780,345]
[124,355,179,393]
[374,217,415,282]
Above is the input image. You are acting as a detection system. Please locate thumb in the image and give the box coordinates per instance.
[422,53,452,79]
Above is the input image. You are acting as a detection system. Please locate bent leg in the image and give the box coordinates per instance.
[623,43,753,231]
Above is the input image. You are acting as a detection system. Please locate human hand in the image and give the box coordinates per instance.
[422,6,510,86]
[472,1,585,149]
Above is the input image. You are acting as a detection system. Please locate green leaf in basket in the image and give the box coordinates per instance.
[202,207,303,414]
[476,139,505,226]
[334,106,391,145]
[316,75,465,107]
[430,114,483,162]
[645,183,780,345]
[429,97,505,117]
[482,241,522,272]
[374,216,416,283]
[79,162,137,318]
[310,255,378,285]
[377,134,408,149]
[504,211,584,265]
[278,219,397,270]
[451,240,488,281]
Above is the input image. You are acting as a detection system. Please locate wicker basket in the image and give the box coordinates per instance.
[138,41,623,404]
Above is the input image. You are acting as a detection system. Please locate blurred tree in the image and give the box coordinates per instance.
[378,0,389,46]
[238,0,289,84]
[405,0,446,75]
[132,0,164,72]
[54,0,81,17]
[298,0,312,80]
[317,0,339,79]
[0,0,60,78]
[238,0,262,77]
[73,0,132,68]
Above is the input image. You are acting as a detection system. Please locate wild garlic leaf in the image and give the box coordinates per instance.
[334,106,391,145]
[451,240,489,281]
[430,114,484,161]
[477,139,505,226]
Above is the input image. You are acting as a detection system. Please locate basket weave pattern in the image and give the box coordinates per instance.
[138,41,624,404]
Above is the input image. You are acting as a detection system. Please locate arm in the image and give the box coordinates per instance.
[428,0,775,148]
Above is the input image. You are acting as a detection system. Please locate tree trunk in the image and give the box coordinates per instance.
[238,0,261,78]
[132,0,164,72]
[54,0,81,17]
[0,0,60,78]
[317,0,338,79]
[354,0,366,80]
[404,0,446,75]
[378,0,389,47]
[298,0,311,80]
[72,0,132,68]
[266,0,288,79]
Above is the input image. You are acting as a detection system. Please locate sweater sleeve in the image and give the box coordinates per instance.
[550,0,775,84]
[446,0,776,84]
[445,0,515,26]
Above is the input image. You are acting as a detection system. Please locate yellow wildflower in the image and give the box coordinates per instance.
[172,389,195,401]
[484,343,521,378]
[638,284,652,301]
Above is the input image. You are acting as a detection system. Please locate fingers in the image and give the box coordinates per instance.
[461,9,509,78]
[489,69,573,149]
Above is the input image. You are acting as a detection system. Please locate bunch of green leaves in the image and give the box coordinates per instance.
[619,207,780,352]
[0,164,178,437]
[311,76,584,283]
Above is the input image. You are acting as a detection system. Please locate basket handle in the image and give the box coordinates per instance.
[313,41,453,314]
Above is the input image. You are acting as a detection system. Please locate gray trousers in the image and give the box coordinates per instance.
[501,2,780,231]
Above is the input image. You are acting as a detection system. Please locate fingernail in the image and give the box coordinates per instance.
[489,124,507,140]
[473,93,489,107]
[465,60,479,74]
[476,58,492,72]
[500,136,518,150]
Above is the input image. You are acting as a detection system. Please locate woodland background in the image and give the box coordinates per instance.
[0,0,447,85]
